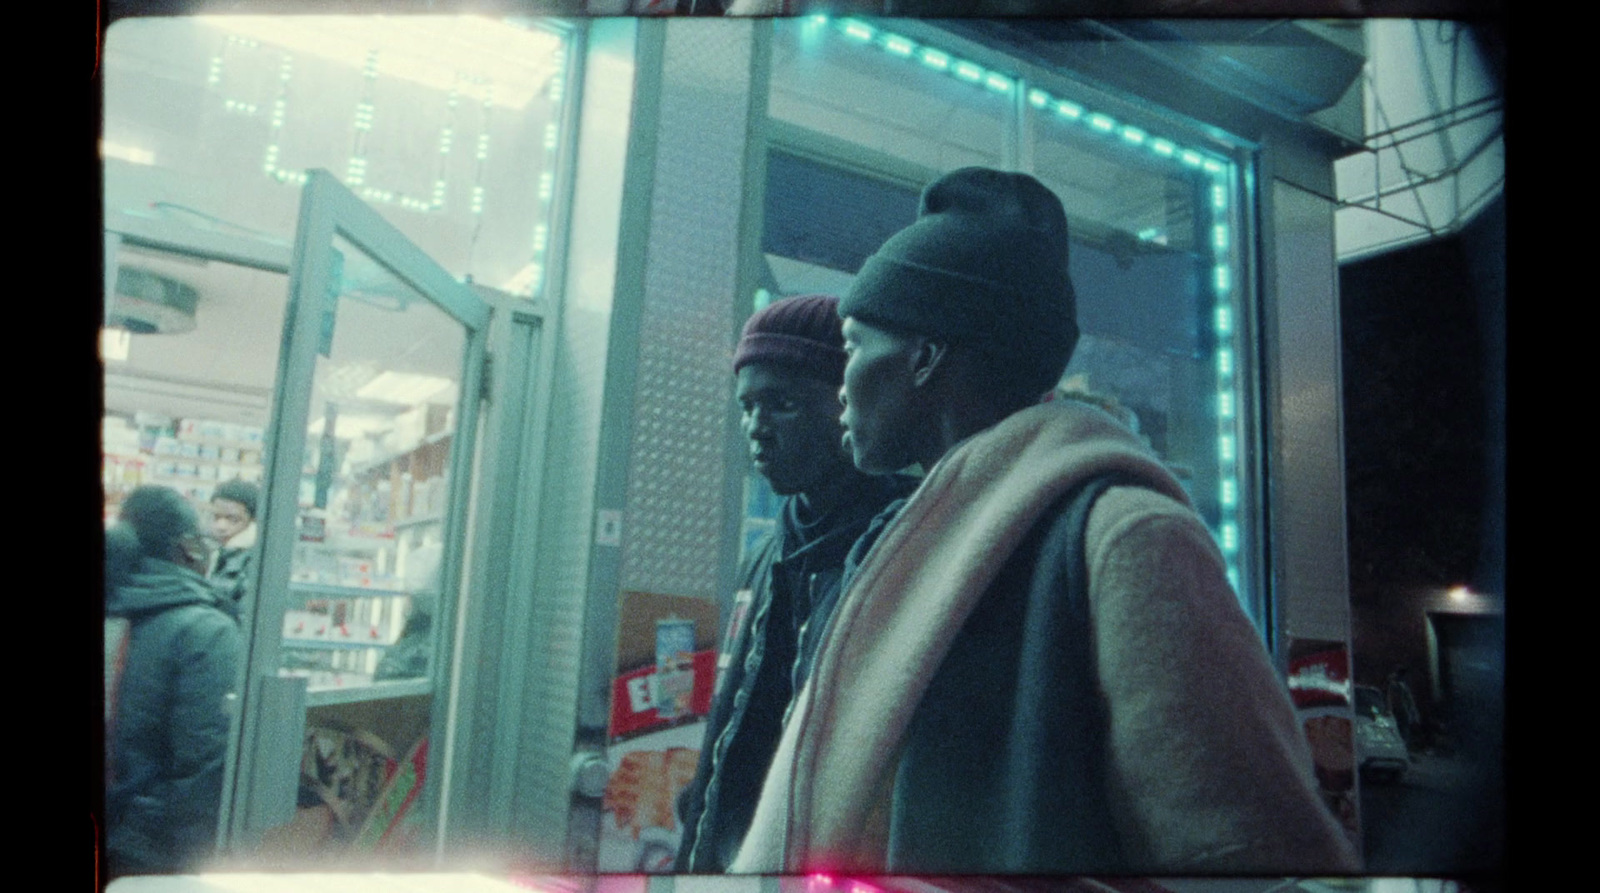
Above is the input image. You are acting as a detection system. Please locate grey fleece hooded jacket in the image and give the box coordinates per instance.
[731,400,1359,874]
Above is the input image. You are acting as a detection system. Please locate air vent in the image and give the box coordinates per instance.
[109,267,199,335]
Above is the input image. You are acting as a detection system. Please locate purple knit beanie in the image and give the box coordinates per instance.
[732,294,847,384]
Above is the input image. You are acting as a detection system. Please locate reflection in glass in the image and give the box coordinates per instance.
[280,234,467,692]
[770,17,1007,172]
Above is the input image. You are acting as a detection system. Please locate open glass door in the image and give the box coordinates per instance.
[226,169,490,863]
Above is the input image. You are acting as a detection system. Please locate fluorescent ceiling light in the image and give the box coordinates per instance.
[195,16,564,111]
[101,140,154,165]
[356,370,455,405]
[308,413,394,438]
[101,328,132,363]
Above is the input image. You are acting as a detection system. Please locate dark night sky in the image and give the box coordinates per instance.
[1339,194,1506,606]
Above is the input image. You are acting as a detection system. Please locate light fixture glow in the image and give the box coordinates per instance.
[100,328,132,363]
[1213,184,1227,209]
[1088,113,1116,132]
[1221,522,1238,552]
[1213,225,1228,250]
[842,20,874,42]
[1215,265,1230,293]
[307,413,393,439]
[1215,305,1233,335]
[883,34,914,57]
[1217,349,1233,377]
[1119,125,1146,144]
[985,72,1013,92]
[195,16,566,110]
[919,47,950,70]
[355,371,454,405]
[1219,436,1236,462]
[1218,391,1235,418]
[1055,100,1083,119]
[1028,88,1049,108]
[1151,138,1175,156]
[101,140,155,165]
[1181,149,1204,167]
[954,60,983,83]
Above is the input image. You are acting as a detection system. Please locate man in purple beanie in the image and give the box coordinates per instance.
[674,294,918,872]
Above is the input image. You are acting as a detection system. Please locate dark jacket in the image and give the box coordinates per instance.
[208,523,256,623]
[106,557,242,876]
[675,473,917,872]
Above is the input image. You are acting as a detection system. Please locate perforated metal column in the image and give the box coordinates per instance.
[620,22,757,600]
[1268,177,1354,647]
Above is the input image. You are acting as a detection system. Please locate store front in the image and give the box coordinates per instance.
[100,13,1367,875]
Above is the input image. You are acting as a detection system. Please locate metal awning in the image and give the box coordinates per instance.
[1334,20,1504,262]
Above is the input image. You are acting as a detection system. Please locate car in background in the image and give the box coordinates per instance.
[1355,684,1410,784]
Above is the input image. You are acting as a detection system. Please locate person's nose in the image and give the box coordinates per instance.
[745,406,772,440]
[838,386,848,409]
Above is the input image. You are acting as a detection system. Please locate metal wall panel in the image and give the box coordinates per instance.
[1266,177,1354,646]
[620,22,756,601]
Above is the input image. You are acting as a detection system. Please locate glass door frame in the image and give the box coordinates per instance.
[224,168,492,855]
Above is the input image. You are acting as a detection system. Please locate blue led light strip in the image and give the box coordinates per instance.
[825,18,1236,175]
[1207,163,1241,590]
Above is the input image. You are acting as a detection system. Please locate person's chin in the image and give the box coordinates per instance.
[759,470,800,496]
[846,437,879,474]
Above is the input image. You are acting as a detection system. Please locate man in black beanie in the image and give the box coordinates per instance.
[674,294,918,872]
[729,169,1360,874]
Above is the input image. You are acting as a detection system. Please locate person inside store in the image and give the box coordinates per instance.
[105,485,242,877]
[674,294,919,873]
[727,168,1361,874]
[207,478,259,623]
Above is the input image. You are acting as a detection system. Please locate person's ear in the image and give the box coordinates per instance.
[910,337,949,389]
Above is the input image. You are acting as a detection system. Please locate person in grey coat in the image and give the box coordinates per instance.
[106,486,242,876]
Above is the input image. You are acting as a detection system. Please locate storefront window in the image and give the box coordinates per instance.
[761,17,1260,623]
[103,16,572,297]
[101,16,574,518]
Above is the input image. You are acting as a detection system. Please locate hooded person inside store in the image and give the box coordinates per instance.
[728,168,1361,874]
[674,295,918,872]
[106,485,242,877]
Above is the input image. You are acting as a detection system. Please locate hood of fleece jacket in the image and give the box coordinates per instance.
[108,557,222,619]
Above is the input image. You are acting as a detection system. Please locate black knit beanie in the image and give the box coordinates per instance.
[838,167,1079,394]
[733,294,848,384]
